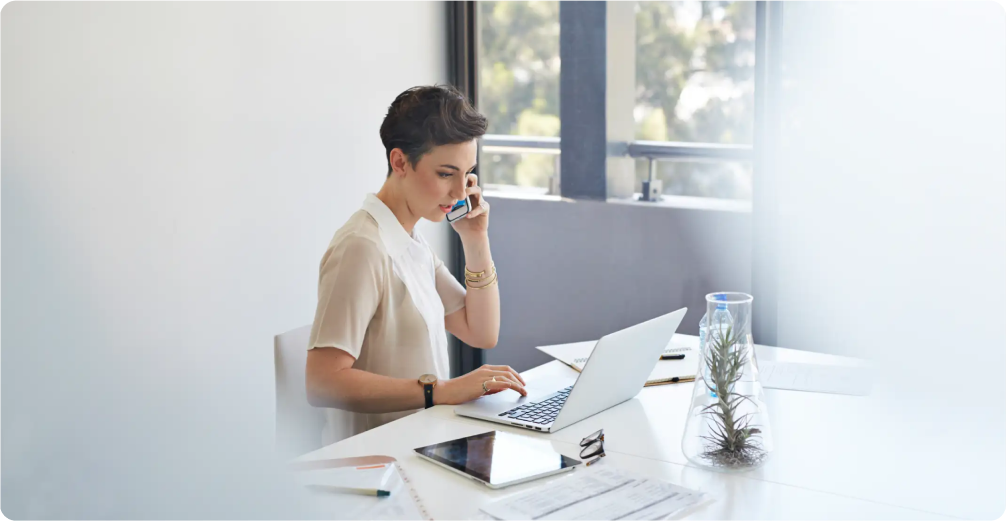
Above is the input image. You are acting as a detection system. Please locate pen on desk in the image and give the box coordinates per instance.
[585,454,605,466]
[660,353,686,360]
[306,484,391,497]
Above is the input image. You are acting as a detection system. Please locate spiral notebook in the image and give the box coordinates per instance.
[536,340,699,386]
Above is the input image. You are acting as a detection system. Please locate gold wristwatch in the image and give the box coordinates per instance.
[418,374,438,409]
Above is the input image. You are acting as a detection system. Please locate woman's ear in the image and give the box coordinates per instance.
[389,148,409,177]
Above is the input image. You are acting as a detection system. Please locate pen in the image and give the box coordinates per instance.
[585,454,605,466]
[660,354,686,360]
[307,484,391,497]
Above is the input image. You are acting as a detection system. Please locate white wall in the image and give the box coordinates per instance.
[771,3,1005,518]
[1,2,450,517]
[775,2,1006,361]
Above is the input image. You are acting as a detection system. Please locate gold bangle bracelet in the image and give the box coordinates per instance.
[467,278,498,290]
[466,268,496,285]
[465,267,495,284]
[465,264,495,280]
[466,272,498,290]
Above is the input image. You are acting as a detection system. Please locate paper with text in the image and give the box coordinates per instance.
[479,467,708,520]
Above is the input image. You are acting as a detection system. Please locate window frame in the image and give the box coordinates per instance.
[475,1,768,201]
[448,1,785,374]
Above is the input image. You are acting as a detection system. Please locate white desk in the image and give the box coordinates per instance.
[297,335,1000,519]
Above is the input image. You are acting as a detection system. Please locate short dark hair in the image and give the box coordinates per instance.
[379,84,488,176]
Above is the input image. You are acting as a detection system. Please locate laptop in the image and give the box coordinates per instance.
[454,308,687,433]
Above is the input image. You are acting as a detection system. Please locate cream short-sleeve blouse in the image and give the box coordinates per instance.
[308,194,467,445]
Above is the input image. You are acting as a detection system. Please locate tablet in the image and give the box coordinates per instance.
[413,430,581,489]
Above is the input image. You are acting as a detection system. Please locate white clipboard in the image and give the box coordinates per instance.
[536,340,699,386]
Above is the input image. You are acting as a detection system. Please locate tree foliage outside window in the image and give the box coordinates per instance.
[477,1,755,200]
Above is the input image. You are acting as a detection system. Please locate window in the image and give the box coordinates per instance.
[477,1,560,193]
[635,1,755,145]
[475,1,759,202]
[635,1,756,200]
[634,159,752,200]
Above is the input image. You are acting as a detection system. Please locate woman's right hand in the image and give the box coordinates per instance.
[436,364,527,405]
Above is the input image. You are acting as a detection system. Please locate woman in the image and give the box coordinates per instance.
[305,85,526,444]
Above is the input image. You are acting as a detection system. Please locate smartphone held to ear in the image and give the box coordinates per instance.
[446,197,472,223]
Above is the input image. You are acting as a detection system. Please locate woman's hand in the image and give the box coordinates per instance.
[450,173,489,243]
[435,364,527,405]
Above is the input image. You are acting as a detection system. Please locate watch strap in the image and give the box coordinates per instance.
[423,383,434,409]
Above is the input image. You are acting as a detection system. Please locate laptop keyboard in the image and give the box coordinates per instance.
[497,385,573,425]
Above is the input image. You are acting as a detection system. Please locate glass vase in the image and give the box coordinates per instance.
[682,292,773,471]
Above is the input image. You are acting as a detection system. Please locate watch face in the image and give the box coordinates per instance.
[419,374,437,385]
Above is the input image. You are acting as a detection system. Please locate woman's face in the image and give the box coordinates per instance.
[400,140,478,223]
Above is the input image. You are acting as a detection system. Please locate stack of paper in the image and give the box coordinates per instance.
[536,341,699,386]
[478,466,709,520]
[290,457,431,520]
[294,461,394,490]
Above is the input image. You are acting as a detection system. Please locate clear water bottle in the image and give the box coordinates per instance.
[698,293,731,397]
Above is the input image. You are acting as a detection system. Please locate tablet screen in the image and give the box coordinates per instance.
[414,430,581,487]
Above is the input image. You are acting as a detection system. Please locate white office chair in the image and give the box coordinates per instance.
[273,324,353,459]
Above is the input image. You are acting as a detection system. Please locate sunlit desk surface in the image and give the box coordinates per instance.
[297,334,995,520]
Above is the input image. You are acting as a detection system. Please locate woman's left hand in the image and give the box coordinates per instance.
[450,173,489,241]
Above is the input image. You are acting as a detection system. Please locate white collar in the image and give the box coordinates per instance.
[361,193,417,258]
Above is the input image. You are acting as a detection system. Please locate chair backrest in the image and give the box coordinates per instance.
[274,324,327,459]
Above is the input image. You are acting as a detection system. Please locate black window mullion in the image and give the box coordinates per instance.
[559,1,607,200]
[447,1,483,377]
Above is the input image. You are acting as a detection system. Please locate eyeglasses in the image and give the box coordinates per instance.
[580,429,605,466]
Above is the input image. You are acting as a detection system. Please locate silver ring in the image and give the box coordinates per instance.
[482,380,490,394]
[492,376,497,382]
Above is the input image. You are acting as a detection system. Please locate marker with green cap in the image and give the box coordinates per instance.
[307,484,391,497]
